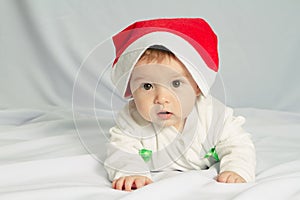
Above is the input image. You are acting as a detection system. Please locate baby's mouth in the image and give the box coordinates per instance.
[157,111,173,120]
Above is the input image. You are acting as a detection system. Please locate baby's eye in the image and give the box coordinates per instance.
[172,80,181,88]
[143,83,153,90]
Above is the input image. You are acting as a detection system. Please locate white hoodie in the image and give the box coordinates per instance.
[104,95,256,182]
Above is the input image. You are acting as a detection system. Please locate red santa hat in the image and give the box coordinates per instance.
[111,18,219,98]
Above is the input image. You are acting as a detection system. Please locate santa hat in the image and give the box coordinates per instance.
[111,18,219,98]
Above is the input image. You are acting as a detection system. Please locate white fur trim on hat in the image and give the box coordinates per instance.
[112,32,217,98]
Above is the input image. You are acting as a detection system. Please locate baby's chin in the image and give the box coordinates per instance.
[149,118,185,132]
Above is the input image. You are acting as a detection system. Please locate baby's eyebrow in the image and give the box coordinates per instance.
[168,73,188,80]
[131,74,188,83]
[130,76,150,83]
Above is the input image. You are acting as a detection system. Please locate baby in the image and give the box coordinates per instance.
[104,18,256,191]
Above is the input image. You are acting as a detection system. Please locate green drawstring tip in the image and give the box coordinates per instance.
[204,147,220,162]
[139,149,152,162]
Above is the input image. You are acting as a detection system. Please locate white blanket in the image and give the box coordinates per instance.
[0,108,299,200]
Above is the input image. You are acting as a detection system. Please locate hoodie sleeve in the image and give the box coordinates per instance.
[104,103,152,181]
[104,126,152,181]
[216,107,256,182]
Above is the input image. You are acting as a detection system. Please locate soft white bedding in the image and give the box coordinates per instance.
[0,108,299,200]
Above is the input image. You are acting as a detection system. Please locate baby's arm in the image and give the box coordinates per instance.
[113,175,153,191]
[216,108,256,182]
[104,125,152,189]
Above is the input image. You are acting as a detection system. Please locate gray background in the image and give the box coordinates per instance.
[1,0,299,113]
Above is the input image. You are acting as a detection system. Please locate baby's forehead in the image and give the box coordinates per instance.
[135,57,190,76]
[131,64,190,83]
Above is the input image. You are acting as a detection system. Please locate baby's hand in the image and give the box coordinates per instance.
[216,171,246,183]
[112,175,153,191]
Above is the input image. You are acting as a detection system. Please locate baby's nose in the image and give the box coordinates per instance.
[154,85,173,104]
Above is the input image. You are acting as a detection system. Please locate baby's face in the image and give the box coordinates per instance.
[130,56,200,131]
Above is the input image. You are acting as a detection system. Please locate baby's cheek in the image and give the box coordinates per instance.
[135,101,152,121]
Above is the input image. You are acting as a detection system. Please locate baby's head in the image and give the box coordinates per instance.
[111,18,219,129]
[129,47,201,130]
